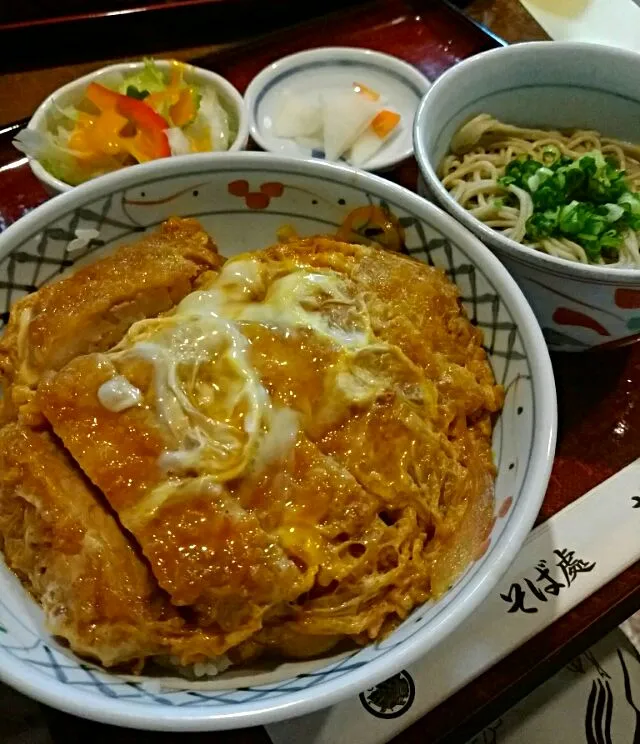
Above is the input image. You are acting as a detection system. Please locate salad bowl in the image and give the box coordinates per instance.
[16,59,249,195]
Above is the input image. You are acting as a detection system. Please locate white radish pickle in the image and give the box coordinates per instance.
[273,92,322,139]
[322,91,379,162]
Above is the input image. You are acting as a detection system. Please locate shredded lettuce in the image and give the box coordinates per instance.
[118,58,167,99]
[165,127,191,156]
[13,128,85,185]
[188,89,203,125]
[184,90,231,151]
[498,150,640,262]
[118,60,203,126]
[49,102,80,124]
[14,127,125,186]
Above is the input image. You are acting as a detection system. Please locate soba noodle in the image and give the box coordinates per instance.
[439,114,640,267]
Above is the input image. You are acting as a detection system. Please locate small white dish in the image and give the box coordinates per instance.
[23,60,249,196]
[244,47,430,171]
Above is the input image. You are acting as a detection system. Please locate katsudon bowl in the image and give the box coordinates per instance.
[0,152,556,731]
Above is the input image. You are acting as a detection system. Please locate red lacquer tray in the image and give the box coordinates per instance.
[1,2,639,743]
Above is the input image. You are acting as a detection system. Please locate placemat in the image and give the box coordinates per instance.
[467,629,640,744]
[267,458,640,744]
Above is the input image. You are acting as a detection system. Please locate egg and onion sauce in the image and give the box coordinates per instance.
[0,220,502,671]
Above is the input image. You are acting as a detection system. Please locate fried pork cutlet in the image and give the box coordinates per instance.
[0,218,233,669]
[0,423,181,667]
[38,236,503,662]
[0,423,278,669]
[0,217,222,425]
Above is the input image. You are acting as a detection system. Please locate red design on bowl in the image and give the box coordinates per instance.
[260,182,284,197]
[228,180,285,209]
[615,288,640,309]
[228,179,250,197]
[552,307,610,337]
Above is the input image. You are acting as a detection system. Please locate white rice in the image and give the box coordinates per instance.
[167,654,232,679]
[138,679,163,694]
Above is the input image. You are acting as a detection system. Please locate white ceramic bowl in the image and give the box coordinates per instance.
[23,60,249,195]
[414,42,640,352]
[245,47,430,171]
[0,152,556,730]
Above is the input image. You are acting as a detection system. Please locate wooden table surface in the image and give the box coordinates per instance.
[2,2,640,744]
[466,0,547,42]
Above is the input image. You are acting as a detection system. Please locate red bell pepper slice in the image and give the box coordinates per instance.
[85,82,170,159]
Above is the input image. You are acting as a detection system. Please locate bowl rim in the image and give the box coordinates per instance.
[0,152,557,730]
[243,46,431,172]
[24,59,250,195]
[413,40,640,284]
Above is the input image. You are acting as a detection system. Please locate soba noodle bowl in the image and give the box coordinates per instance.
[439,114,640,267]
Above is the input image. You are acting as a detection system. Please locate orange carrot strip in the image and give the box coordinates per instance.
[371,110,401,138]
[353,82,380,101]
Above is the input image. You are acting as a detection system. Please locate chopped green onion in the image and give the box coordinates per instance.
[125,85,149,100]
[603,203,625,222]
[497,149,639,262]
